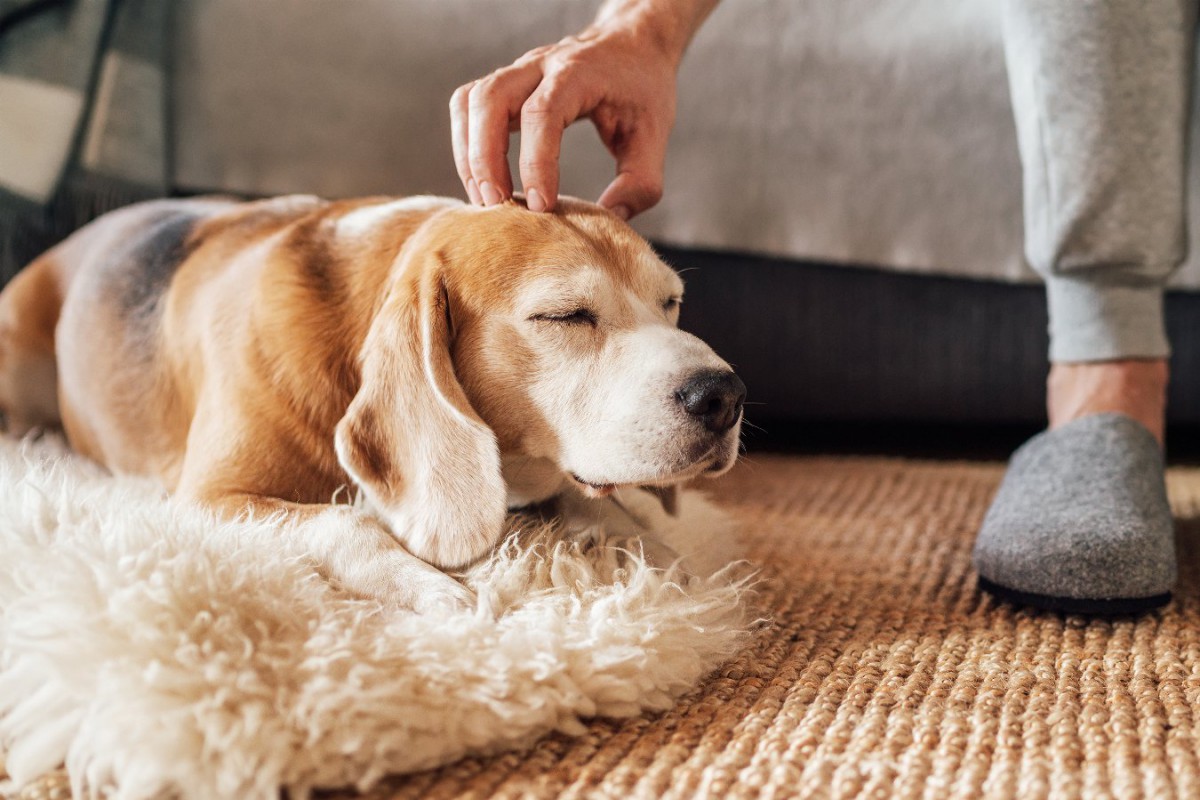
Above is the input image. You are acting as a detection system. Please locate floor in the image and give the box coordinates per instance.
[319,451,1200,800]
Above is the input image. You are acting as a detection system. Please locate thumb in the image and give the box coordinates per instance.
[596,128,667,220]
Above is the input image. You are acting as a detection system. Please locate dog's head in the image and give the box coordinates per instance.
[336,197,744,568]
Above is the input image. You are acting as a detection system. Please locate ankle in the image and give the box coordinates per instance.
[1047,359,1168,444]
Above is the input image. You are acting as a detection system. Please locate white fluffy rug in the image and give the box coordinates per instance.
[0,437,752,799]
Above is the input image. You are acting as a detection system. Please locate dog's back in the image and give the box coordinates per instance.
[0,199,222,436]
[0,196,303,472]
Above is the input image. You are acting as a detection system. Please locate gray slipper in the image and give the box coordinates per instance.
[973,413,1175,615]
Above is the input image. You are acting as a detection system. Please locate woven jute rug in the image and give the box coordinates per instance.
[10,454,1200,799]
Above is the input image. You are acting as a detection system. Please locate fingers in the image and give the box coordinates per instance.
[596,123,668,220]
[449,83,481,205]
[452,39,674,218]
[467,80,515,204]
[452,63,543,207]
[518,79,585,213]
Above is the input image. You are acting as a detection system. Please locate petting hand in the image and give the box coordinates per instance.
[450,1,717,219]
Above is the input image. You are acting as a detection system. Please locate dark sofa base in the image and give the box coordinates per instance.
[665,245,1200,427]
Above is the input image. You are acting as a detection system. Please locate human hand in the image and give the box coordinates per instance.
[451,1,716,219]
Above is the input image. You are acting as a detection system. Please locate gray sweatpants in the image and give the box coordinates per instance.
[1004,0,1196,362]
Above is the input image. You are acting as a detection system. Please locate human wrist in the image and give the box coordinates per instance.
[592,0,718,66]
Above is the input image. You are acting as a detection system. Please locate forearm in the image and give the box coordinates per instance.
[592,0,720,65]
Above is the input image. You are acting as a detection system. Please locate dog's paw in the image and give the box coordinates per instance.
[297,508,478,614]
[404,568,477,615]
[351,548,477,614]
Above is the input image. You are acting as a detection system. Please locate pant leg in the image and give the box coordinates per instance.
[1003,0,1196,363]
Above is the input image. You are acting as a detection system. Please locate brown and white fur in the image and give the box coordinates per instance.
[0,194,745,610]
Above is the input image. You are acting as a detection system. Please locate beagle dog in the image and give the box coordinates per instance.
[0,194,745,610]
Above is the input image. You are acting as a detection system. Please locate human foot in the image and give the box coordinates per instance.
[1047,359,1168,444]
[974,358,1174,614]
[973,414,1175,614]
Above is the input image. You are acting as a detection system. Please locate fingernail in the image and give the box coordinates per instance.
[612,205,631,221]
[466,178,482,205]
[527,188,546,212]
[479,181,502,206]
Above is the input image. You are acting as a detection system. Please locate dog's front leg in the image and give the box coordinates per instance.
[202,494,476,614]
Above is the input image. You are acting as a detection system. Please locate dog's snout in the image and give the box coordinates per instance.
[675,370,746,433]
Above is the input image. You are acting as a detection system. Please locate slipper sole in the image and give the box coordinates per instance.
[978,575,1170,616]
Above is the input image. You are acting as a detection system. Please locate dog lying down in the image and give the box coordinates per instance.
[0,194,746,611]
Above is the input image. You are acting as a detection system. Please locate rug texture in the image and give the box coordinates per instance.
[323,453,1200,799]
[9,448,1200,799]
[0,437,752,800]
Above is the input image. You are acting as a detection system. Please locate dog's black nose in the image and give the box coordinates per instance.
[676,370,747,433]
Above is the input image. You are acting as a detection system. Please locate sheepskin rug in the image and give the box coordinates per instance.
[0,436,753,799]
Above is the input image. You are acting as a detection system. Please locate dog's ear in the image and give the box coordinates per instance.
[335,245,506,569]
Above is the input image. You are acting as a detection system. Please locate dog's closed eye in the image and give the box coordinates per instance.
[529,309,597,326]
